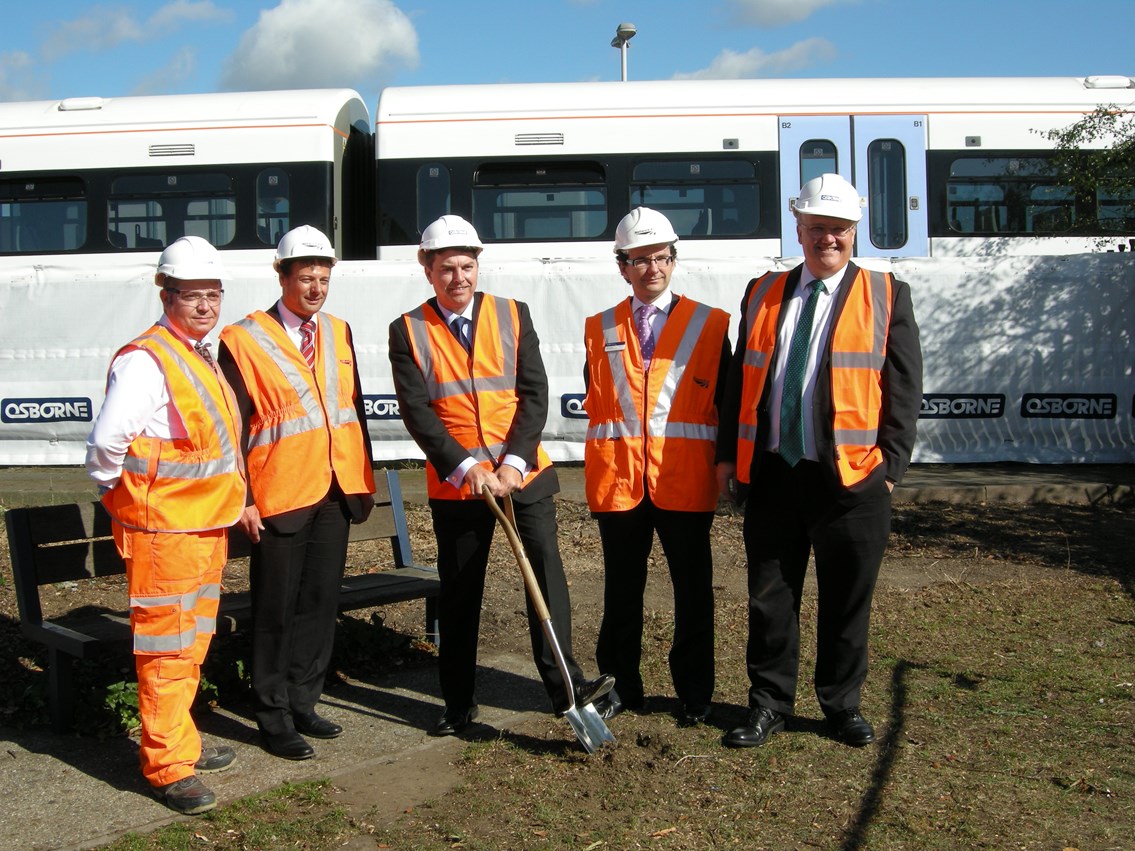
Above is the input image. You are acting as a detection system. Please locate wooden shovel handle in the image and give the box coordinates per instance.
[481,485,552,622]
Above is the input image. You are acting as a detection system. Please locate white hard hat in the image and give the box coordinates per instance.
[154,236,227,286]
[614,207,679,253]
[274,225,337,272]
[418,215,483,265]
[791,173,863,222]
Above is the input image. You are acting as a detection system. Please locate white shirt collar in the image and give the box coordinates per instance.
[277,299,316,330]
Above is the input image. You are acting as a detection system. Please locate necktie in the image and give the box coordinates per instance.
[300,319,316,369]
[779,279,825,467]
[636,304,656,367]
[452,316,472,353]
[194,342,215,367]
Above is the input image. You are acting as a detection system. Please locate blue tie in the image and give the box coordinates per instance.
[779,279,825,467]
[452,316,472,353]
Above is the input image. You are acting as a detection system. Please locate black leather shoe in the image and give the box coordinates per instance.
[261,730,315,760]
[431,705,479,736]
[153,775,216,815]
[723,706,785,748]
[294,712,343,739]
[593,690,644,720]
[678,703,712,727]
[574,674,616,708]
[193,745,237,774]
[828,709,875,747]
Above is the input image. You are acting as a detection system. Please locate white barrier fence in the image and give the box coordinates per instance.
[1,252,1133,465]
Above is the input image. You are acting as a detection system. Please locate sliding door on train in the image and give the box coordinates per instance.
[777,115,929,257]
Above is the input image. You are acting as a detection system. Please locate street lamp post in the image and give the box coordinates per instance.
[611,22,636,82]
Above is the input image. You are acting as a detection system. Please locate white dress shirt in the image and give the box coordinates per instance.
[630,290,673,347]
[766,265,848,462]
[85,316,212,488]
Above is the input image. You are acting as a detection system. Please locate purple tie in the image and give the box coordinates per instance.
[636,304,656,368]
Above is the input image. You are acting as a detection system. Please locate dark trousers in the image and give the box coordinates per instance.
[595,491,715,707]
[742,454,891,717]
[250,494,351,735]
[430,494,583,714]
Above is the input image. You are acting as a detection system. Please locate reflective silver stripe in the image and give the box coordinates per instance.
[410,298,519,403]
[315,313,361,429]
[661,421,718,440]
[834,427,879,446]
[197,615,217,634]
[832,270,890,370]
[739,422,759,442]
[743,349,769,369]
[647,303,710,435]
[599,306,642,437]
[237,316,327,450]
[586,420,641,441]
[129,330,241,480]
[743,272,782,338]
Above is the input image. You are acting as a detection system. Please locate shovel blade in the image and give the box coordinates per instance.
[564,703,616,753]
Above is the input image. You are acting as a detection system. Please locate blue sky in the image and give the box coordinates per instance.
[2,0,1131,115]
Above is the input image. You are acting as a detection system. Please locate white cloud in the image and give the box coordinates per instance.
[0,51,42,101]
[131,46,199,95]
[41,2,232,60]
[728,0,860,27]
[219,0,419,93]
[672,38,838,80]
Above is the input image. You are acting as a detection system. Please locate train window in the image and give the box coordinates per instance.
[800,140,837,186]
[866,139,907,249]
[1096,184,1135,231]
[417,164,451,233]
[473,161,606,241]
[630,160,759,237]
[257,169,290,246]
[109,172,236,248]
[0,178,87,253]
[944,156,1074,235]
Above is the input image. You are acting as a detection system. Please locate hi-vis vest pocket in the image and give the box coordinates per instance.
[130,600,195,655]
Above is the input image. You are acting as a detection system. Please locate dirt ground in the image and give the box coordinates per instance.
[2,493,1133,848]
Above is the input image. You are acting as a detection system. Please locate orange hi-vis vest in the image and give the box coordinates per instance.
[737,267,893,487]
[219,311,374,517]
[103,324,245,532]
[402,294,552,500]
[583,296,729,512]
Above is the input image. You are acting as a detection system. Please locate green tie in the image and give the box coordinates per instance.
[779,279,825,467]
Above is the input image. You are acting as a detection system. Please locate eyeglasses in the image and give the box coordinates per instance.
[165,288,224,306]
[627,253,675,270]
[805,224,856,239]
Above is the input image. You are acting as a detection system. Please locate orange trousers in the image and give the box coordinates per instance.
[114,522,227,788]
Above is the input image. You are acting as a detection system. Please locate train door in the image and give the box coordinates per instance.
[778,116,852,253]
[852,115,928,257]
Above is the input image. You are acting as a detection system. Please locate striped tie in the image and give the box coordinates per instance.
[300,319,316,369]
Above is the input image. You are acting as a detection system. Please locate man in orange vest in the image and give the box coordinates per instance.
[389,215,613,736]
[86,236,246,815]
[218,226,375,761]
[716,174,923,749]
[582,208,731,726]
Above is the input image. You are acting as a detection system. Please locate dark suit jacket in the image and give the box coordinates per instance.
[717,261,922,495]
[388,292,558,504]
[218,303,374,533]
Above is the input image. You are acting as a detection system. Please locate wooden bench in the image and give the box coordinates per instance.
[5,469,439,732]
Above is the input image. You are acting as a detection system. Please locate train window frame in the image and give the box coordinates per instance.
[866,138,908,249]
[630,158,761,238]
[256,168,291,247]
[108,171,237,249]
[800,139,838,186]
[472,160,608,242]
[0,177,88,253]
[937,154,1078,236]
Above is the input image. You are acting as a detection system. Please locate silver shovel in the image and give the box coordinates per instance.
[481,486,616,753]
